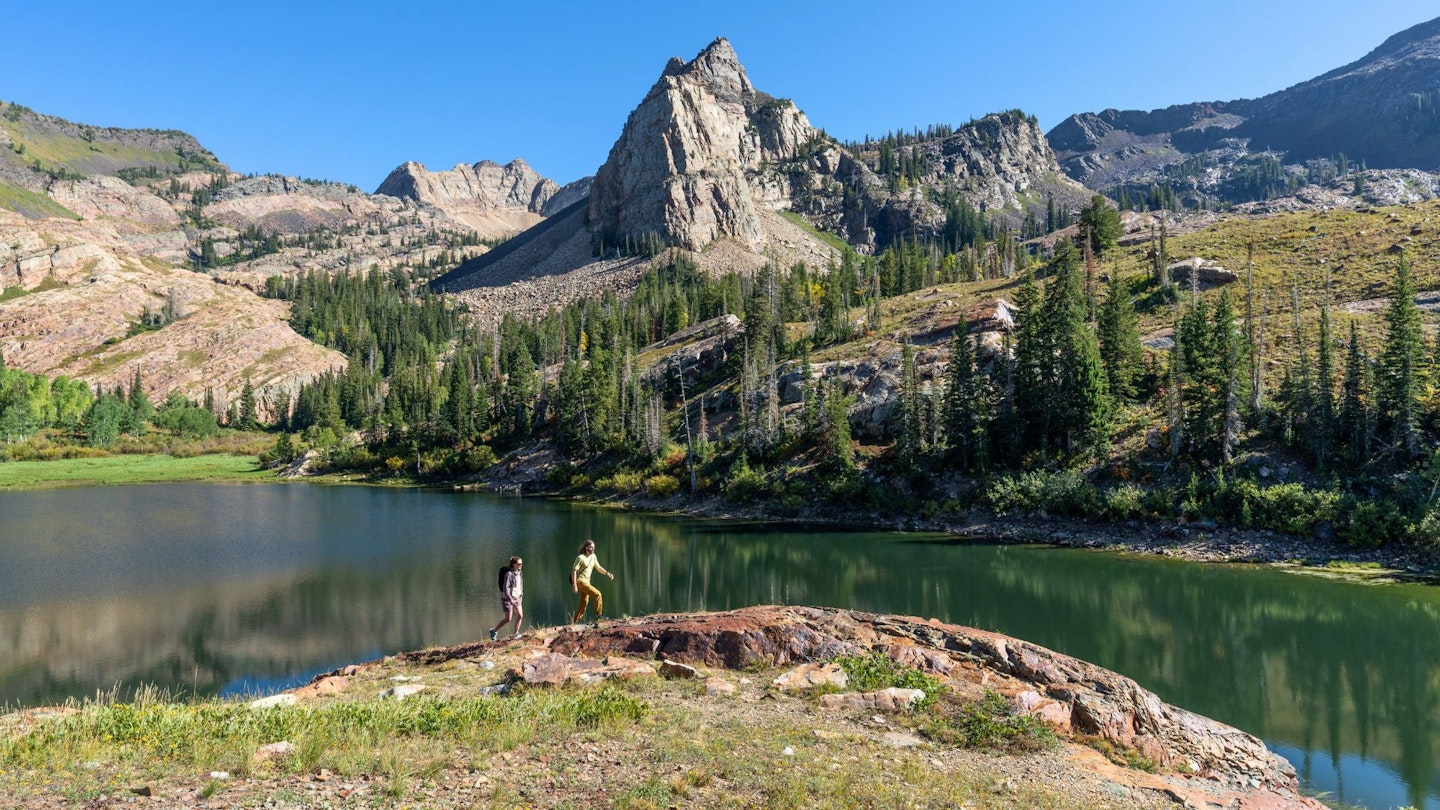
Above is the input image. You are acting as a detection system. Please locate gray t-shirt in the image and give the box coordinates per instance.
[501,568,523,600]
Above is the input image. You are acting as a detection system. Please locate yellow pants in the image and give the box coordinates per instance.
[573,581,603,622]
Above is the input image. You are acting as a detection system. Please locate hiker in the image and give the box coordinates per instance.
[490,556,524,641]
[570,539,614,624]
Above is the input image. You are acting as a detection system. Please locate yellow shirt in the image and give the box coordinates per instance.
[573,553,598,584]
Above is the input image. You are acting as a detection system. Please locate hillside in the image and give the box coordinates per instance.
[0,101,567,408]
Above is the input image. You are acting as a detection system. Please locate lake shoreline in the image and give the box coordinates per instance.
[4,451,1434,582]
[474,483,1440,584]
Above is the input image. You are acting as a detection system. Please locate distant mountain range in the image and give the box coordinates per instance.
[1049,16,1440,203]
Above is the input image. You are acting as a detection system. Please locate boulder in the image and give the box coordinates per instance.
[247,693,296,710]
[515,653,656,687]
[380,683,426,700]
[704,677,737,696]
[1168,257,1239,286]
[772,663,849,691]
[659,660,700,679]
[818,688,925,712]
[252,741,294,768]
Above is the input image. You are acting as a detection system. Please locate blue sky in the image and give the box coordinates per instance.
[6,1,1436,190]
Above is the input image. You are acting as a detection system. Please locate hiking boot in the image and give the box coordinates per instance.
[489,629,498,642]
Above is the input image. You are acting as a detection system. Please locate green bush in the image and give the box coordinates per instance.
[645,474,680,497]
[723,458,767,503]
[611,471,645,493]
[921,690,1057,753]
[984,470,1097,516]
[1101,483,1147,520]
[1336,497,1405,548]
[1228,481,1338,535]
[834,652,945,709]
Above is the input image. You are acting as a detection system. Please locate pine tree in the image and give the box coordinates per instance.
[1213,290,1247,464]
[1245,243,1265,419]
[1078,195,1122,257]
[1097,272,1144,402]
[238,378,258,429]
[1378,256,1424,462]
[1312,305,1336,466]
[1009,270,1047,455]
[944,328,990,472]
[126,367,152,436]
[897,342,924,470]
[1041,250,1111,452]
[1338,320,1372,467]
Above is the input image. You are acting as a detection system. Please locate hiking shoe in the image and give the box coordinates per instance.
[489,629,498,642]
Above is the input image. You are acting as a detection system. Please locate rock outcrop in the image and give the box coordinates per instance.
[375,159,585,238]
[402,605,1324,809]
[588,37,828,252]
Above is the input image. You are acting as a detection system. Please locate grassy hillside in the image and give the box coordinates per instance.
[0,180,78,219]
[0,99,222,216]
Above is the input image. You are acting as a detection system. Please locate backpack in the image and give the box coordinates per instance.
[497,566,509,591]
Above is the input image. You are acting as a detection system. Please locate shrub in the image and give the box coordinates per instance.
[834,652,945,709]
[1101,483,1147,520]
[645,474,681,497]
[1336,497,1405,548]
[459,445,497,474]
[921,690,1057,753]
[984,470,1097,516]
[723,457,767,503]
[611,471,645,494]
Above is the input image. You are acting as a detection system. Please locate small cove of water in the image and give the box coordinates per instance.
[1,482,1436,810]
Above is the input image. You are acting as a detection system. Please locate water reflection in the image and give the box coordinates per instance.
[0,484,1436,809]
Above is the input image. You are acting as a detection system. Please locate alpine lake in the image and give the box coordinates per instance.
[1,482,1436,810]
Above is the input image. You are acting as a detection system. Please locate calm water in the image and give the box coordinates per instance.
[1,483,1437,810]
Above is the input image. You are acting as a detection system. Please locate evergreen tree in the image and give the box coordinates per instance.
[1212,290,1247,463]
[1040,248,1110,452]
[943,328,990,472]
[896,342,925,470]
[1177,297,1222,456]
[238,378,258,429]
[1378,256,1424,462]
[1009,269,1047,456]
[1338,320,1372,467]
[126,368,152,436]
[1311,305,1336,466]
[1077,195,1122,257]
[1097,272,1144,402]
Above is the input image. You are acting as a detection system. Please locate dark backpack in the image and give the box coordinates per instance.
[497,566,509,590]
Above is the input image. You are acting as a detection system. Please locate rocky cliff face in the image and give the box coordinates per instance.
[587,38,830,252]
[375,158,582,238]
[829,112,1091,248]
[1049,16,1440,203]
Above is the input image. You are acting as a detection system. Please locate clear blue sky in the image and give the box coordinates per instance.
[6,1,1435,190]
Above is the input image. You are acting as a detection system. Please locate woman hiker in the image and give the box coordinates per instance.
[490,556,524,640]
[570,539,614,625]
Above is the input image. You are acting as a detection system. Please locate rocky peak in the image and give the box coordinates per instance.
[682,37,754,109]
[376,158,556,212]
[375,158,571,238]
[588,38,821,253]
